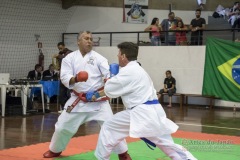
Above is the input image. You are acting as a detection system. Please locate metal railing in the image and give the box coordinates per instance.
[62,29,240,46]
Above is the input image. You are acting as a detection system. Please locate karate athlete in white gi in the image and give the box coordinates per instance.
[43,31,130,159]
[92,42,197,160]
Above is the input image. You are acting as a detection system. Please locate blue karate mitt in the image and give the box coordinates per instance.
[109,63,119,77]
[94,91,100,99]
[86,91,94,101]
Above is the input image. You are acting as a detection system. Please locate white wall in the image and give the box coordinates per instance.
[94,46,240,108]
[67,6,212,32]
[95,46,205,93]
[65,6,213,47]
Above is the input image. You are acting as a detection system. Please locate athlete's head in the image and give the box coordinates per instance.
[117,42,138,67]
[166,70,172,79]
[77,31,93,55]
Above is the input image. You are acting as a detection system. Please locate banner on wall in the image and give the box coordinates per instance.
[123,0,148,24]
[202,37,240,102]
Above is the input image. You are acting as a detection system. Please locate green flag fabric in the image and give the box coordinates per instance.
[202,37,240,102]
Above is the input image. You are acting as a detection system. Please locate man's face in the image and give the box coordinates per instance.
[49,66,54,72]
[168,13,175,20]
[58,45,65,52]
[166,72,171,78]
[36,67,42,73]
[195,11,201,18]
[77,33,93,54]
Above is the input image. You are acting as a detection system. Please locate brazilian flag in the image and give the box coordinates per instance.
[202,37,240,102]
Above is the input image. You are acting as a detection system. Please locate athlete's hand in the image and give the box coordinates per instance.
[86,91,94,101]
[86,91,100,101]
[104,78,110,83]
[75,71,88,82]
[109,63,119,77]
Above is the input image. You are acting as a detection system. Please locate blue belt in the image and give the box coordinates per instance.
[130,100,159,110]
[141,138,156,150]
[143,99,159,105]
[141,100,159,150]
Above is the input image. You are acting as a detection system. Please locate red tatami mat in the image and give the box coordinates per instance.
[0,130,239,160]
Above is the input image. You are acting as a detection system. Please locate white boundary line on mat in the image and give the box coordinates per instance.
[176,122,240,131]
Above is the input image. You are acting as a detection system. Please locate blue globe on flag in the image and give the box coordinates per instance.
[232,58,240,85]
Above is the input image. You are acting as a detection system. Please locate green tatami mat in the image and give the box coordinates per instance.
[55,138,240,160]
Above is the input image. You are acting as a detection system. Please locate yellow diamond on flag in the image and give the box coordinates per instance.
[217,55,240,89]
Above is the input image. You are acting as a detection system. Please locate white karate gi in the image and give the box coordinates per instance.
[48,50,128,154]
[95,61,197,160]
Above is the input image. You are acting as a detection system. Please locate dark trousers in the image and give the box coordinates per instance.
[159,88,176,97]
[59,82,71,109]
[232,18,240,30]
[191,35,203,45]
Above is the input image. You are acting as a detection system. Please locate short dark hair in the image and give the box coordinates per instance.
[117,42,138,61]
[196,9,201,13]
[168,12,174,16]
[166,70,171,74]
[57,42,65,46]
[35,64,42,70]
[49,64,54,68]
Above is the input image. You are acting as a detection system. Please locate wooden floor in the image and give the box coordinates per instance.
[0,101,240,150]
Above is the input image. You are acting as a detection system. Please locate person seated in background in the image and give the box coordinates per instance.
[228,2,240,27]
[27,64,42,80]
[144,17,162,46]
[42,64,58,80]
[175,20,188,46]
[157,70,176,107]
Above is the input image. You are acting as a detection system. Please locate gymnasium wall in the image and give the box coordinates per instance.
[1,2,238,108]
[94,46,240,108]
[65,6,213,48]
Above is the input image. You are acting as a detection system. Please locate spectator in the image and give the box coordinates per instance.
[232,18,240,31]
[42,64,58,80]
[53,42,73,113]
[176,20,188,45]
[189,9,206,45]
[27,64,42,80]
[144,17,162,46]
[157,70,176,107]
[228,2,240,28]
[197,0,206,10]
[161,12,180,46]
